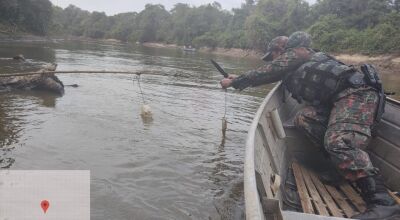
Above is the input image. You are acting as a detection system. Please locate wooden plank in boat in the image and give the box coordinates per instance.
[255,171,273,199]
[324,184,357,218]
[292,163,315,214]
[389,191,400,205]
[308,171,344,217]
[369,136,400,170]
[339,184,366,213]
[300,166,330,216]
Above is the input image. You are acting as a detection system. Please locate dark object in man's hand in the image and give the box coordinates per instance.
[211,59,229,78]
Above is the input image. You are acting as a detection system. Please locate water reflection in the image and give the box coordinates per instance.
[0,95,22,148]
[0,102,18,168]
[140,113,154,127]
[0,91,59,168]
[0,44,60,168]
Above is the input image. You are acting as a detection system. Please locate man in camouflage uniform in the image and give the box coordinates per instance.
[221,32,400,219]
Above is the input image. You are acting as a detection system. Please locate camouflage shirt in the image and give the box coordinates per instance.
[231,47,314,90]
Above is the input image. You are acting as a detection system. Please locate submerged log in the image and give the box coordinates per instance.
[0,64,64,95]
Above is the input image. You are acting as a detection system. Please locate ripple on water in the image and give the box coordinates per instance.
[0,41,270,220]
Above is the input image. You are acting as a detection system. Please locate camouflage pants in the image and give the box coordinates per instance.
[294,87,379,181]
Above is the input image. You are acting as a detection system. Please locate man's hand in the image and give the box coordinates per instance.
[228,75,237,80]
[220,74,237,89]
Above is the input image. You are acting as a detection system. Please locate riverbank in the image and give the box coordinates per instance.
[0,33,125,45]
[2,34,398,77]
[335,54,400,76]
[0,32,51,43]
[141,42,400,75]
[199,47,263,59]
[141,42,263,59]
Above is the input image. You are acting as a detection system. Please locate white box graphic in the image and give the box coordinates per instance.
[0,170,90,220]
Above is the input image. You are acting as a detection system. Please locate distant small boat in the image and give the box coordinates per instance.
[244,82,400,220]
[183,46,196,52]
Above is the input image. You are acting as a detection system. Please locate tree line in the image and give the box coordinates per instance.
[1,0,399,54]
[0,0,52,35]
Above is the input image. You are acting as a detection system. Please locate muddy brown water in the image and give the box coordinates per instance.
[0,40,399,220]
[0,40,270,220]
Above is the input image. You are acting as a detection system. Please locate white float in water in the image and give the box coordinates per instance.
[141,104,153,119]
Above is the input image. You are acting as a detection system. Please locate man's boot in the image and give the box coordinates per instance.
[352,175,400,220]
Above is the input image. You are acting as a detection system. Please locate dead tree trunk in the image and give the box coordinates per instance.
[0,64,64,95]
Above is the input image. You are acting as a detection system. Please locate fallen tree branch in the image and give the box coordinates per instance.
[0,64,65,95]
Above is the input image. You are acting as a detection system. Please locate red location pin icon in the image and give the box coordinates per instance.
[41,200,50,213]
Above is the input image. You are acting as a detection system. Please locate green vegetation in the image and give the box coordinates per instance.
[308,0,400,54]
[0,0,52,35]
[1,0,399,54]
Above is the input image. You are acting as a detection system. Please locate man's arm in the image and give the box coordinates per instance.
[228,47,313,90]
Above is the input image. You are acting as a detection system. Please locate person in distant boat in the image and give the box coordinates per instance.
[13,54,25,61]
[220,31,399,220]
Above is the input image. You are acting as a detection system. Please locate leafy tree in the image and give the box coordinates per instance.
[193,32,219,48]
[0,0,19,24]
[133,4,171,42]
[395,0,400,12]
[81,12,111,38]
[246,0,255,5]
[17,0,53,35]
[51,5,86,35]
[312,0,392,29]
[0,0,53,35]
[169,3,193,44]
[2,0,399,54]
[245,0,310,49]
[107,13,137,41]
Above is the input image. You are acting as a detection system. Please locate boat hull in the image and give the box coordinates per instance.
[244,82,400,220]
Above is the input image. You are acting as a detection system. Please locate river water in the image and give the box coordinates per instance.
[0,40,270,220]
[0,40,399,220]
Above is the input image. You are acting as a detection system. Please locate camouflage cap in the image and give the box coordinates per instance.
[261,36,288,61]
[285,31,311,49]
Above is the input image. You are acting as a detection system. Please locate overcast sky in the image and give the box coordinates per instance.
[50,0,316,15]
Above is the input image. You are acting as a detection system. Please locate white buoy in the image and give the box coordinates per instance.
[140,104,153,119]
